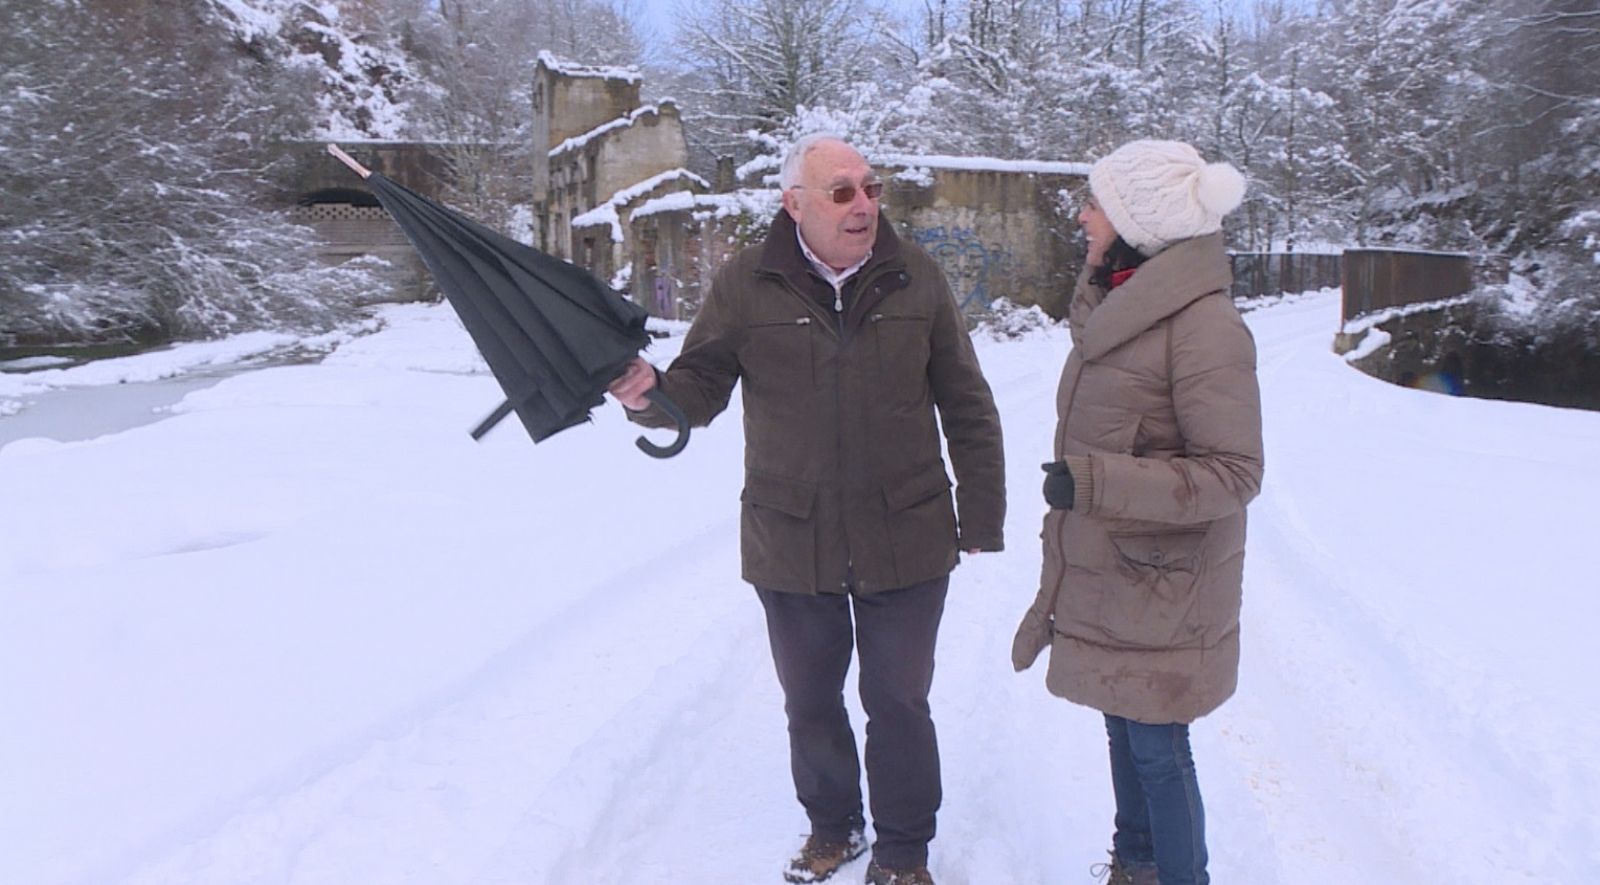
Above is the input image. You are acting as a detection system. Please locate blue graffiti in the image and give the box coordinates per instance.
[909,225,1013,311]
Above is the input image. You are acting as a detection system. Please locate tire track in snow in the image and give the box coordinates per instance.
[1213,290,1559,881]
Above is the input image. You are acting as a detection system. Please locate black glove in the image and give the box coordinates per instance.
[1041,461,1075,511]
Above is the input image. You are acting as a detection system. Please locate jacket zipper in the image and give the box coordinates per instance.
[1040,355,1087,622]
[747,317,813,328]
[755,264,900,590]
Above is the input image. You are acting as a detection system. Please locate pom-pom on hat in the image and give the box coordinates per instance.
[1088,140,1247,256]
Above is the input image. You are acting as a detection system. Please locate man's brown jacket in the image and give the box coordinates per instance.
[630,211,1005,594]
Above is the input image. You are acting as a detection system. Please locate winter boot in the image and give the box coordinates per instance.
[863,858,936,885]
[1090,850,1158,885]
[783,825,868,883]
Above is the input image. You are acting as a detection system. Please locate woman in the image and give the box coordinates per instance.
[1011,140,1263,885]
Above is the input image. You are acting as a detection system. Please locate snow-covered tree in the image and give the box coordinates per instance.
[665,0,884,169]
[0,0,393,348]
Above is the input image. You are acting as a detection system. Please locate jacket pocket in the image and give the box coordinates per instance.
[881,465,956,585]
[740,470,817,591]
[744,317,815,389]
[870,312,932,383]
[1094,529,1209,648]
[742,469,816,518]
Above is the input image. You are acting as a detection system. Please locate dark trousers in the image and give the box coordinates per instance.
[755,575,949,869]
[1105,714,1210,885]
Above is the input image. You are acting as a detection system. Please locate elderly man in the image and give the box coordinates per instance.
[609,135,1004,885]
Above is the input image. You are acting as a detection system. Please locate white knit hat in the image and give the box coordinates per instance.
[1088,140,1247,257]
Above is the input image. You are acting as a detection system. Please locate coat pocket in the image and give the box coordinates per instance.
[1095,529,1209,648]
[744,317,816,390]
[740,470,817,591]
[882,465,957,584]
[869,312,932,383]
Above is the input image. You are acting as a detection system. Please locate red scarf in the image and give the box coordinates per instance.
[1110,267,1138,289]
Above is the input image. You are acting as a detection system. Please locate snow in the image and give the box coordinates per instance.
[572,169,711,242]
[735,153,780,186]
[5,292,1599,884]
[570,202,622,241]
[1342,326,1391,362]
[537,51,642,85]
[632,188,783,223]
[0,332,304,401]
[630,190,698,217]
[0,356,73,371]
[206,0,411,139]
[893,165,937,187]
[608,169,711,206]
[549,104,675,158]
[206,0,285,42]
[1339,292,1475,334]
[1345,246,1472,258]
[1495,272,1544,320]
[877,154,1093,177]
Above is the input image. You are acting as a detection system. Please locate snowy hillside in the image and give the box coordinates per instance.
[3,290,1597,884]
[207,0,412,138]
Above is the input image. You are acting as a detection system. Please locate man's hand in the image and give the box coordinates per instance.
[608,357,657,411]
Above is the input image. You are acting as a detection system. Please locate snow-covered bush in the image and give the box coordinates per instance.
[972,298,1062,341]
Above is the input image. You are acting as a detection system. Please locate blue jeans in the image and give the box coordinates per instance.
[1105,714,1209,885]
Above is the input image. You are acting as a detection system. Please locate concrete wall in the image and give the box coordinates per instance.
[626,165,1087,324]
[544,150,595,257]
[540,66,640,150]
[545,105,688,261]
[279,141,455,299]
[531,59,640,204]
[630,209,756,320]
[282,141,450,201]
[881,166,1084,317]
[594,104,687,205]
[573,172,705,291]
[288,202,430,300]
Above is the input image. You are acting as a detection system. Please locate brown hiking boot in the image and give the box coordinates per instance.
[783,826,868,883]
[863,858,935,885]
[1090,850,1157,885]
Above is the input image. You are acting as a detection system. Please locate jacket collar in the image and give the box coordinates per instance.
[1072,233,1233,361]
[757,209,904,288]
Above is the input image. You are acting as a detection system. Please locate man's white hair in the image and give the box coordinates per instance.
[779,133,849,190]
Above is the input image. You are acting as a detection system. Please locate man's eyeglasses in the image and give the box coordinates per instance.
[793,181,885,204]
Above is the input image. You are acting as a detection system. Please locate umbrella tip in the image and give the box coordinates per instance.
[327,143,372,179]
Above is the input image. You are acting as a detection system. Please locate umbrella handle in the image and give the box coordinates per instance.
[470,400,514,441]
[635,389,691,458]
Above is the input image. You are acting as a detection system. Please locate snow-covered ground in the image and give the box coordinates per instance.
[4,291,1597,884]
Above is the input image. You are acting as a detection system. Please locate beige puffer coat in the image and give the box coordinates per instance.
[1012,233,1263,724]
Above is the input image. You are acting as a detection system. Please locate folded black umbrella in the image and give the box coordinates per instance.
[328,144,687,457]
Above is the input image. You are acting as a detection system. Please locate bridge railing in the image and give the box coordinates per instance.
[1340,248,1473,325]
[1228,251,1342,300]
